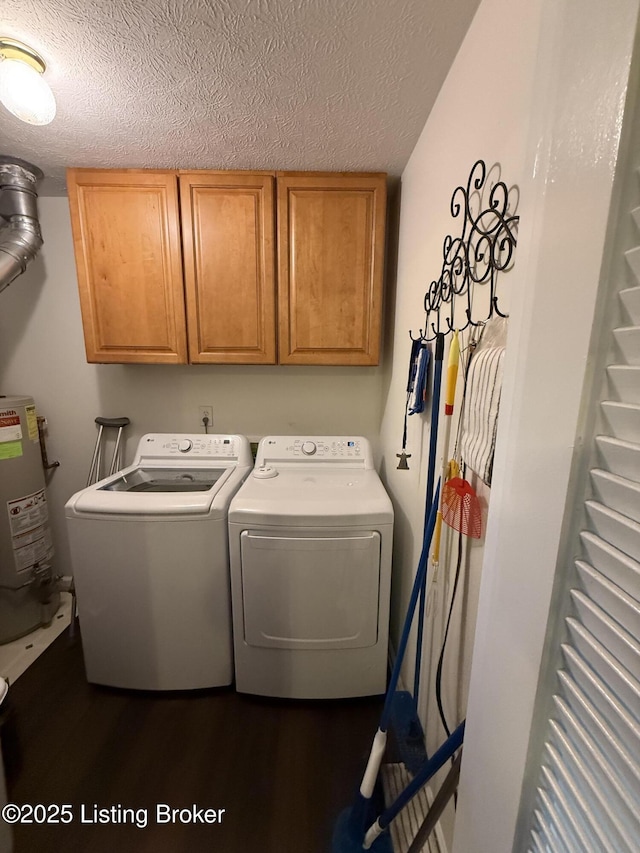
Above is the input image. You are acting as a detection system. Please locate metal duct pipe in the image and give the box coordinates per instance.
[0,156,43,295]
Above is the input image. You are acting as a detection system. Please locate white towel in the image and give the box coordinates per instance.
[460,345,505,485]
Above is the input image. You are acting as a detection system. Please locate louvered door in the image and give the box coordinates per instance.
[526,225,640,847]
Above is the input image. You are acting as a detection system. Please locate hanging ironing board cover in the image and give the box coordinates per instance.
[460,344,505,485]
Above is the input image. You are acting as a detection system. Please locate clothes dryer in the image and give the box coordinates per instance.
[65,433,252,690]
[228,436,393,699]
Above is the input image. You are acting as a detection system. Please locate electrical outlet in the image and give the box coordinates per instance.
[198,406,213,431]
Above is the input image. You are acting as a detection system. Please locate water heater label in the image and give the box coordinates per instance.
[0,410,22,443]
[25,404,39,442]
[0,441,22,460]
[6,489,54,573]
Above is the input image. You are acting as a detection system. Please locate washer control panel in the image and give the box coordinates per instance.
[135,433,249,462]
[257,436,371,467]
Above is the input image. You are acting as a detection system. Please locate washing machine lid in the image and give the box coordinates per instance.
[66,433,253,518]
[66,463,251,517]
[100,465,226,493]
[228,467,393,527]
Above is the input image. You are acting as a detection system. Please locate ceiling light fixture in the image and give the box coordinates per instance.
[0,38,56,125]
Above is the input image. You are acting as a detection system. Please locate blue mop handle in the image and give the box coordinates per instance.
[425,334,445,512]
[379,721,465,827]
[414,332,445,700]
[380,480,441,732]
[362,721,465,849]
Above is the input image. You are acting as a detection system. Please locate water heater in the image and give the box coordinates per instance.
[0,395,59,643]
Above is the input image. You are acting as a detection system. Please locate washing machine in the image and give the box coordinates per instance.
[65,433,252,691]
[228,435,393,699]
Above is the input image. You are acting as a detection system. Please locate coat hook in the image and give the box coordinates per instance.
[492,294,509,318]
[408,160,519,348]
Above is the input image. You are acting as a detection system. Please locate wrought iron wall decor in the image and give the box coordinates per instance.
[410,159,519,341]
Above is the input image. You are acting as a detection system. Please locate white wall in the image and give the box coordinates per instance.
[453,1,640,850]
[0,199,385,572]
[378,0,640,850]
[378,1,542,841]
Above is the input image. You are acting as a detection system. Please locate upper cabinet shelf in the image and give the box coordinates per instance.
[67,168,387,366]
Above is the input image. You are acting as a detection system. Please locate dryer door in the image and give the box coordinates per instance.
[240,530,380,650]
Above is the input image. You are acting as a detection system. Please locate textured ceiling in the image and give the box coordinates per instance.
[0,0,481,195]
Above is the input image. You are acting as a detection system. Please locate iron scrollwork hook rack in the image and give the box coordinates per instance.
[409,159,519,343]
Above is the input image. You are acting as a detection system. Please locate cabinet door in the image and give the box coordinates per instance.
[179,172,276,364]
[277,173,386,365]
[67,169,187,364]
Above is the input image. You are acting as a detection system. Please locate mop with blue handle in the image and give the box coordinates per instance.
[409,332,444,748]
[361,722,465,850]
[333,481,441,852]
[333,716,464,852]
[389,333,445,774]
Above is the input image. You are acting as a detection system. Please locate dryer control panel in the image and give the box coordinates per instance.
[256,436,373,468]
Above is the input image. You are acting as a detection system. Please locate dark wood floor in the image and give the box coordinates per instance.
[3,630,383,853]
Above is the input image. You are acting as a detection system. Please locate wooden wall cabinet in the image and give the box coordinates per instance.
[67,169,187,364]
[179,171,277,364]
[277,173,386,365]
[67,168,386,366]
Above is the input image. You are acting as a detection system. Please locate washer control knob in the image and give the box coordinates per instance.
[178,439,193,453]
[301,441,317,456]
